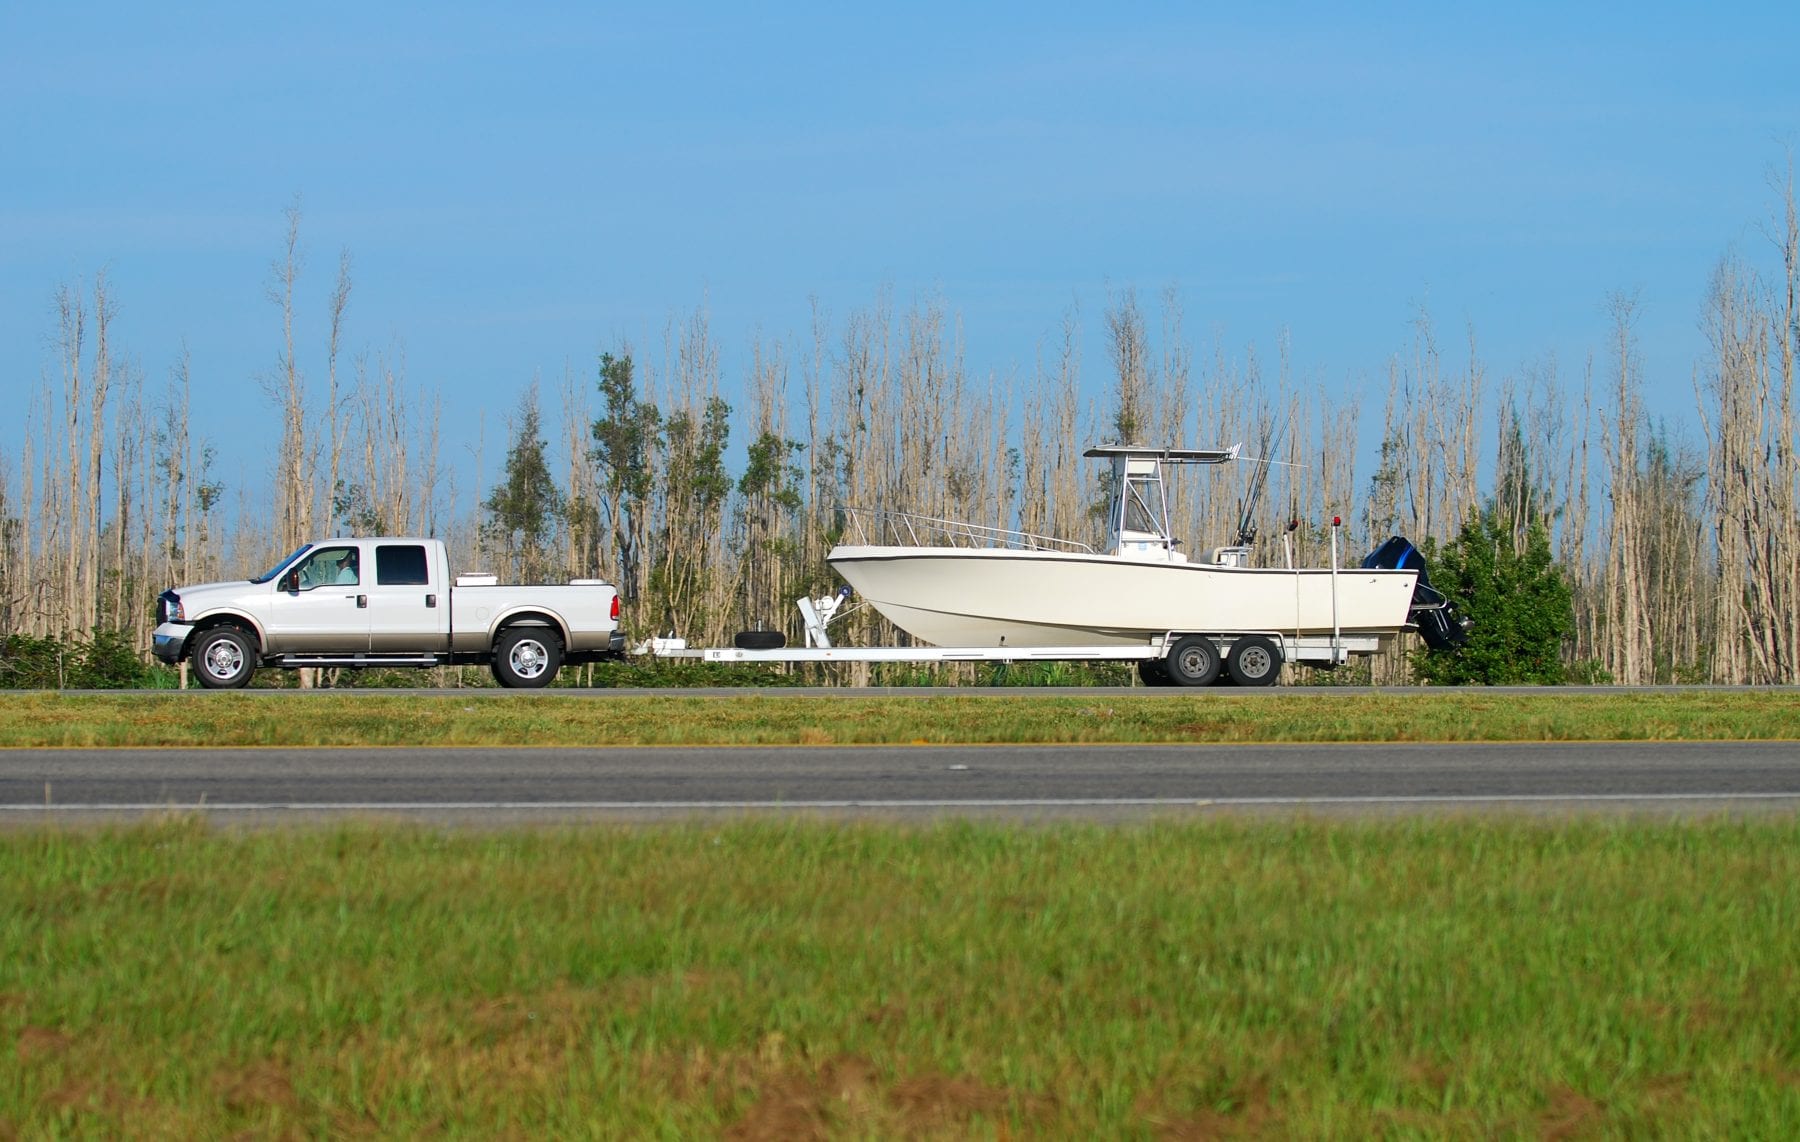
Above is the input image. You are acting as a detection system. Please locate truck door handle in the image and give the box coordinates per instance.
[426,594,437,608]
[356,595,368,608]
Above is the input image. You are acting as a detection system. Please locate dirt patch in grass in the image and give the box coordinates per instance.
[1400,1057,1452,1094]
[1139,1075,1279,1140]
[1538,1086,1604,1139]
[889,1070,1024,1124]
[15,1026,71,1061]
[211,1060,298,1112]
[1640,1073,1692,1114]
[1176,722,1230,737]
[44,1078,163,1120]
[725,1054,879,1141]
[723,1054,1037,1141]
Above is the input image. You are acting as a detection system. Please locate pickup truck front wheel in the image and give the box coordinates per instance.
[492,627,562,689]
[192,627,256,690]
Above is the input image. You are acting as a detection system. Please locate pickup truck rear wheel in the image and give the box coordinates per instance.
[492,627,562,688]
[192,627,256,690]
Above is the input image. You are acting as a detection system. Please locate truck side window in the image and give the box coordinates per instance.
[297,547,358,589]
[376,544,430,586]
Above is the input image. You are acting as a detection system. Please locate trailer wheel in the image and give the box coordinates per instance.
[192,626,257,690]
[1164,636,1222,687]
[492,626,563,688]
[1136,659,1172,686]
[1227,635,1283,687]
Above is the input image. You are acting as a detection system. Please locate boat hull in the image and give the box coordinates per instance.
[826,545,1420,648]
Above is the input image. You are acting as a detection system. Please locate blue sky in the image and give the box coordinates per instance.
[4,2,1797,499]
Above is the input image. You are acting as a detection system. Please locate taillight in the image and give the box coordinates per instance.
[610,593,620,621]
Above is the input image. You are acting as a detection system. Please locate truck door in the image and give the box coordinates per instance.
[366,542,449,651]
[265,543,370,652]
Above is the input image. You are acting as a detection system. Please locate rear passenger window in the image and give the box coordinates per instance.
[376,545,430,586]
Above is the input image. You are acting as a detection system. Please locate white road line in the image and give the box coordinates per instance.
[5,792,1800,812]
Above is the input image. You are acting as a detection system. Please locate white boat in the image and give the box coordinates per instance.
[827,444,1456,682]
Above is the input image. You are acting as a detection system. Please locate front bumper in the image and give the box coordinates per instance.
[152,622,196,664]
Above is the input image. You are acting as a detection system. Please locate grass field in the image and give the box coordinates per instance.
[4,818,1798,1137]
[5,691,1797,1135]
[3,688,1799,747]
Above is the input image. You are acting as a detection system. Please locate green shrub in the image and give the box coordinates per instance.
[0,628,167,689]
[1413,510,1574,685]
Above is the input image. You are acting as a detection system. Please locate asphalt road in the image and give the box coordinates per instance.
[5,741,1799,823]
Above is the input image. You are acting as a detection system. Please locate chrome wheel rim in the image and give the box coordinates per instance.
[204,639,243,679]
[509,638,549,679]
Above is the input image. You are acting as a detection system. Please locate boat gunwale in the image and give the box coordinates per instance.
[826,545,1421,578]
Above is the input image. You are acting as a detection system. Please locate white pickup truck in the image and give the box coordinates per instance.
[151,538,625,689]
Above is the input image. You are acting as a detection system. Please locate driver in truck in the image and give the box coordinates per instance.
[300,548,357,588]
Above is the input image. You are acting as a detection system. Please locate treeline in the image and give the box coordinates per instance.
[2,176,1797,686]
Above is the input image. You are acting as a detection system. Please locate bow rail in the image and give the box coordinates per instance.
[838,506,1094,554]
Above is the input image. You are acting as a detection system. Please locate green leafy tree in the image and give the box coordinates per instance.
[733,429,806,626]
[482,387,563,582]
[652,396,732,633]
[1414,507,1573,684]
[590,352,660,601]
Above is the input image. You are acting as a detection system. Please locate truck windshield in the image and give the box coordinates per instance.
[251,545,312,584]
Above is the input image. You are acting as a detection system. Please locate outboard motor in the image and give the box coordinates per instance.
[1363,536,1469,651]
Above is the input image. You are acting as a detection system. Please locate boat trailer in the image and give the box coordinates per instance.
[639,587,1389,687]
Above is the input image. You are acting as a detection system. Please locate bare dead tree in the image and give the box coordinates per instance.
[81,273,115,635]
[55,283,85,635]
[1600,293,1652,683]
[323,250,353,536]
[264,202,313,555]
[1105,287,1152,445]
[1700,193,1799,684]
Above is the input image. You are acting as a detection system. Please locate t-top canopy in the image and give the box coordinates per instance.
[1081,443,1241,464]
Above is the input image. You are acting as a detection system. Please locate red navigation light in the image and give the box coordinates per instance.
[1332,516,1341,527]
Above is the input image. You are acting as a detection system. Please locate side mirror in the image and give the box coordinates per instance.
[280,570,299,593]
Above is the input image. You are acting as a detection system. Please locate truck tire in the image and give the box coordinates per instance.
[492,626,563,688]
[1164,635,1222,687]
[192,627,257,690]
[1226,635,1283,687]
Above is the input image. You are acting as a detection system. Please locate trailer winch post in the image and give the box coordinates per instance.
[800,585,853,648]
